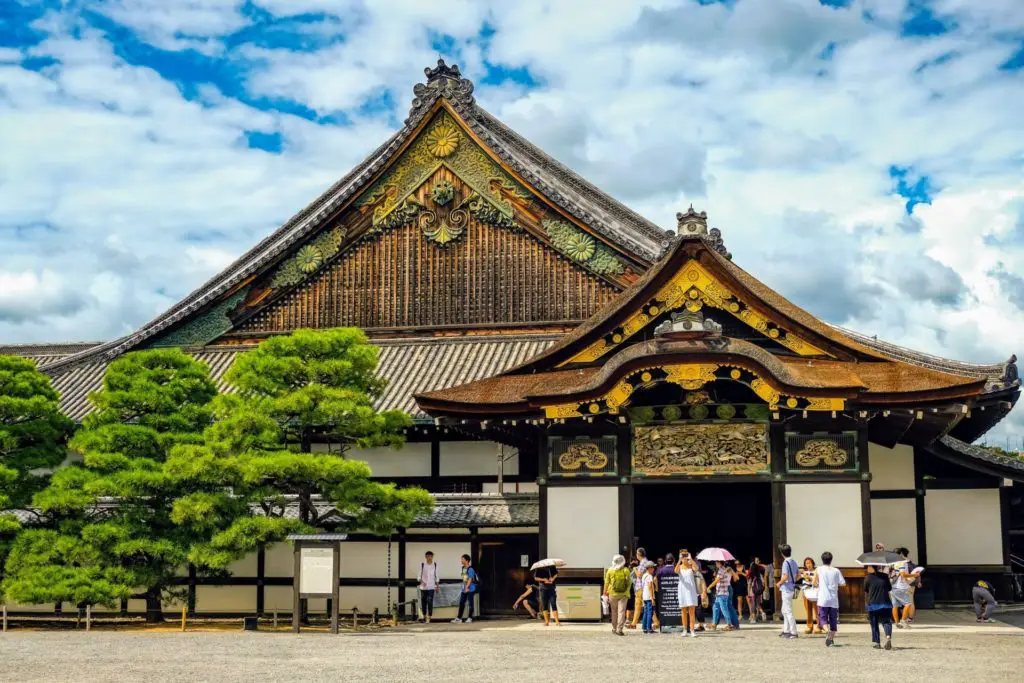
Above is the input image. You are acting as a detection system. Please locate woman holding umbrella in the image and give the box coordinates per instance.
[698,548,737,631]
[533,558,564,626]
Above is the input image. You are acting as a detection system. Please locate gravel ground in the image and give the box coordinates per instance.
[3,619,1023,682]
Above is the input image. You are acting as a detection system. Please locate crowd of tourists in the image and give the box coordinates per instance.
[413,543,998,646]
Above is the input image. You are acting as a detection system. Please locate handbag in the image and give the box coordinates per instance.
[802,587,818,602]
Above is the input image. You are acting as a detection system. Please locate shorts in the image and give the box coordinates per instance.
[891,588,913,607]
[540,589,558,612]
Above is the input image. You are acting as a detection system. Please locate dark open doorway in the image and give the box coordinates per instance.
[633,482,774,566]
[477,535,539,616]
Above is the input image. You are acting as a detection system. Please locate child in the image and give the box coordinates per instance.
[641,563,657,633]
[812,551,846,647]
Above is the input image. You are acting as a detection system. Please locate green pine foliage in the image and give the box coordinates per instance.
[202,328,433,538]
[0,355,73,542]
[1,349,224,619]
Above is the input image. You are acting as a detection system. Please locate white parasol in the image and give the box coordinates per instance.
[531,558,566,570]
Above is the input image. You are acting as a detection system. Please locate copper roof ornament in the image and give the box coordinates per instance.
[407,58,476,124]
[675,205,731,260]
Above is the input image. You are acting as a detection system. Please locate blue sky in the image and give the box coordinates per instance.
[1,0,1023,442]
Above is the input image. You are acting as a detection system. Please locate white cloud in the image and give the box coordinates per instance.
[1,0,1023,440]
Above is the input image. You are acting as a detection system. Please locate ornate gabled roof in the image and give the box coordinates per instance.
[416,215,1017,426]
[40,60,670,376]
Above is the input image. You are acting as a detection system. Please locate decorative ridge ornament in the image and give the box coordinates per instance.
[675,205,731,260]
[654,310,722,340]
[407,58,476,124]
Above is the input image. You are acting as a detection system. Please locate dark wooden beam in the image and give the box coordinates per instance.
[914,447,928,566]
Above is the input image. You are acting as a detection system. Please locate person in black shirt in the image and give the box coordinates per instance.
[535,566,560,626]
[864,565,894,650]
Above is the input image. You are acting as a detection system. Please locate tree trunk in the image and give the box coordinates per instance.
[145,588,164,624]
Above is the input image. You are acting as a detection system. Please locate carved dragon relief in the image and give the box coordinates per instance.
[633,423,770,476]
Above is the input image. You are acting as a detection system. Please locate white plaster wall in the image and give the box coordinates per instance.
[264,586,294,612]
[870,498,918,559]
[337,587,392,613]
[224,552,258,577]
[925,489,1003,565]
[440,441,519,476]
[868,443,915,490]
[195,586,257,613]
[786,483,863,566]
[482,482,539,494]
[405,542,471,580]
[340,542,392,578]
[546,487,619,568]
[343,442,431,478]
[264,542,294,577]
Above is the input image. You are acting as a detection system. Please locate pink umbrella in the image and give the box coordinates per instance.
[696,547,735,562]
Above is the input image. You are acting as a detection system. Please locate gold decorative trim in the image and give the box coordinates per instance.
[561,260,827,364]
[540,362,845,419]
[557,443,610,471]
[794,440,849,467]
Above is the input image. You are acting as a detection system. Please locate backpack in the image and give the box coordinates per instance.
[470,568,480,586]
[609,567,631,594]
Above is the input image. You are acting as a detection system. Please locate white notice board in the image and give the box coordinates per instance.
[299,547,335,595]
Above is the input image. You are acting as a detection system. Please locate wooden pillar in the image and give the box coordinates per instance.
[187,563,197,617]
[858,426,873,552]
[292,542,301,633]
[537,428,548,558]
[1000,484,1012,567]
[617,425,633,556]
[769,423,786,567]
[397,529,407,607]
[913,447,928,565]
[256,545,266,617]
[430,435,440,479]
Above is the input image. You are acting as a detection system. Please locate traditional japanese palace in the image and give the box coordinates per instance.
[4,60,1021,618]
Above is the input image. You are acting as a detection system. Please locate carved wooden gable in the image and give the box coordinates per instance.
[223,109,641,335]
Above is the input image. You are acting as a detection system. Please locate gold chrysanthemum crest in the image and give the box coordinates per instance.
[425,123,460,157]
[296,245,324,273]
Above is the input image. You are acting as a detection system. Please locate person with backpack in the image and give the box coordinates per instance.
[451,554,478,624]
[973,579,997,623]
[418,551,439,623]
[604,554,632,635]
[535,563,561,626]
[746,556,768,623]
[775,544,800,639]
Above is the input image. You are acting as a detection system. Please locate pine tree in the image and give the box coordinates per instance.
[0,355,73,550]
[2,349,225,621]
[191,328,432,565]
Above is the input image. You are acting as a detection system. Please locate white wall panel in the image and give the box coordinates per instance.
[195,586,257,613]
[440,441,518,476]
[405,542,471,580]
[925,489,1003,565]
[342,442,431,478]
[340,542,392,578]
[869,443,915,490]
[870,498,918,559]
[546,487,618,568]
[338,587,392,613]
[264,542,294,577]
[786,483,863,566]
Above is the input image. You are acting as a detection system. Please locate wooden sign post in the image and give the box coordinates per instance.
[288,534,347,634]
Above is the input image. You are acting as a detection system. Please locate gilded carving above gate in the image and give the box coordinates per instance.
[632,423,770,476]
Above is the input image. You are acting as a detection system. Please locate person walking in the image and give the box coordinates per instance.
[706,560,735,631]
[776,544,800,639]
[812,551,846,647]
[864,565,894,650]
[603,554,632,636]
[800,557,821,634]
[747,557,768,623]
[629,548,654,630]
[675,549,700,637]
[734,562,749,623]
[418,551,439,623]
[641,562,657,633]
[890,554,915,629]
[535,563,560,626]
[451,554,478,624]
[973,579,998,623]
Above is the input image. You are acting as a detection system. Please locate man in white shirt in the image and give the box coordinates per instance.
[418,551,439,623]
[812,551,846,647]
